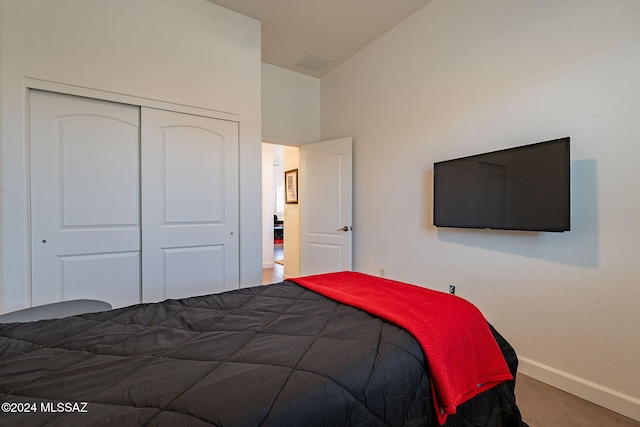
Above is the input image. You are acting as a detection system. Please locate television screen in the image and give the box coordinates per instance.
[433,137,570,232]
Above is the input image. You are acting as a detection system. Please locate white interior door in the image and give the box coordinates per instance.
[30,90,141,308]
[141,108,239,302]
[300,137,352,275]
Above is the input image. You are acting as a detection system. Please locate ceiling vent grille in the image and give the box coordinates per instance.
[294,50,334,72]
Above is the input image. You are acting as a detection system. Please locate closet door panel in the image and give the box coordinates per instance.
[30,90,141,308]
[59,252,140,305]
[163,127,225,223]
[141,108,239,302]
[162,246,225,300]
[60,118,139,226]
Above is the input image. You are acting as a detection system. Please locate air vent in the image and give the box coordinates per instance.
[294,50,334,72]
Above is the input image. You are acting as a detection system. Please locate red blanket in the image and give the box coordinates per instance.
[291,271,513,425]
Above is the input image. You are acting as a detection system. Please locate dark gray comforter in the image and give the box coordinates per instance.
[0,281,526,426]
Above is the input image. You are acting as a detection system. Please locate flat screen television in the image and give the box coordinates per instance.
[433,137,570,232]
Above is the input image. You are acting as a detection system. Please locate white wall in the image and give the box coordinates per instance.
[321,0,640,420]
[262,63,321,145]
[0,0,262,311]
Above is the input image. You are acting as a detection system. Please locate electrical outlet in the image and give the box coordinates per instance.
[449,285,456,295]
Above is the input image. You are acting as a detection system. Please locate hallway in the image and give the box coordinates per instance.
[262,244,284,284]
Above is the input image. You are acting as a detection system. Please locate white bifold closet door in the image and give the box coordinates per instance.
[140,107,239,302]
[30,91,239,309]
[31,91,141,308]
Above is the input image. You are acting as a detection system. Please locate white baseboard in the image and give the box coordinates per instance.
[518,356,640,422]
[262,261,274,269]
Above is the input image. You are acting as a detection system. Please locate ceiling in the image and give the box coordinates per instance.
[206,0,433,78]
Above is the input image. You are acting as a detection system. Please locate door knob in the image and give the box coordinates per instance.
[337,226,351,232]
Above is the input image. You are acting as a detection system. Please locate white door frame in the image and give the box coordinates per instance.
[261,142,300,280]
[25,78,239,122]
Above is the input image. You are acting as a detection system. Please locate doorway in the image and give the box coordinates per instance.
[261,143,300,284]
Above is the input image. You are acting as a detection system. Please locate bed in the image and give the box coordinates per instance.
[0,272,527,426]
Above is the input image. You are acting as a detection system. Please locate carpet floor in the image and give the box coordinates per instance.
[515,374,639,427]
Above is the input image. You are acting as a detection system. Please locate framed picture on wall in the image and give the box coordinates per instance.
[285,169,298,204]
